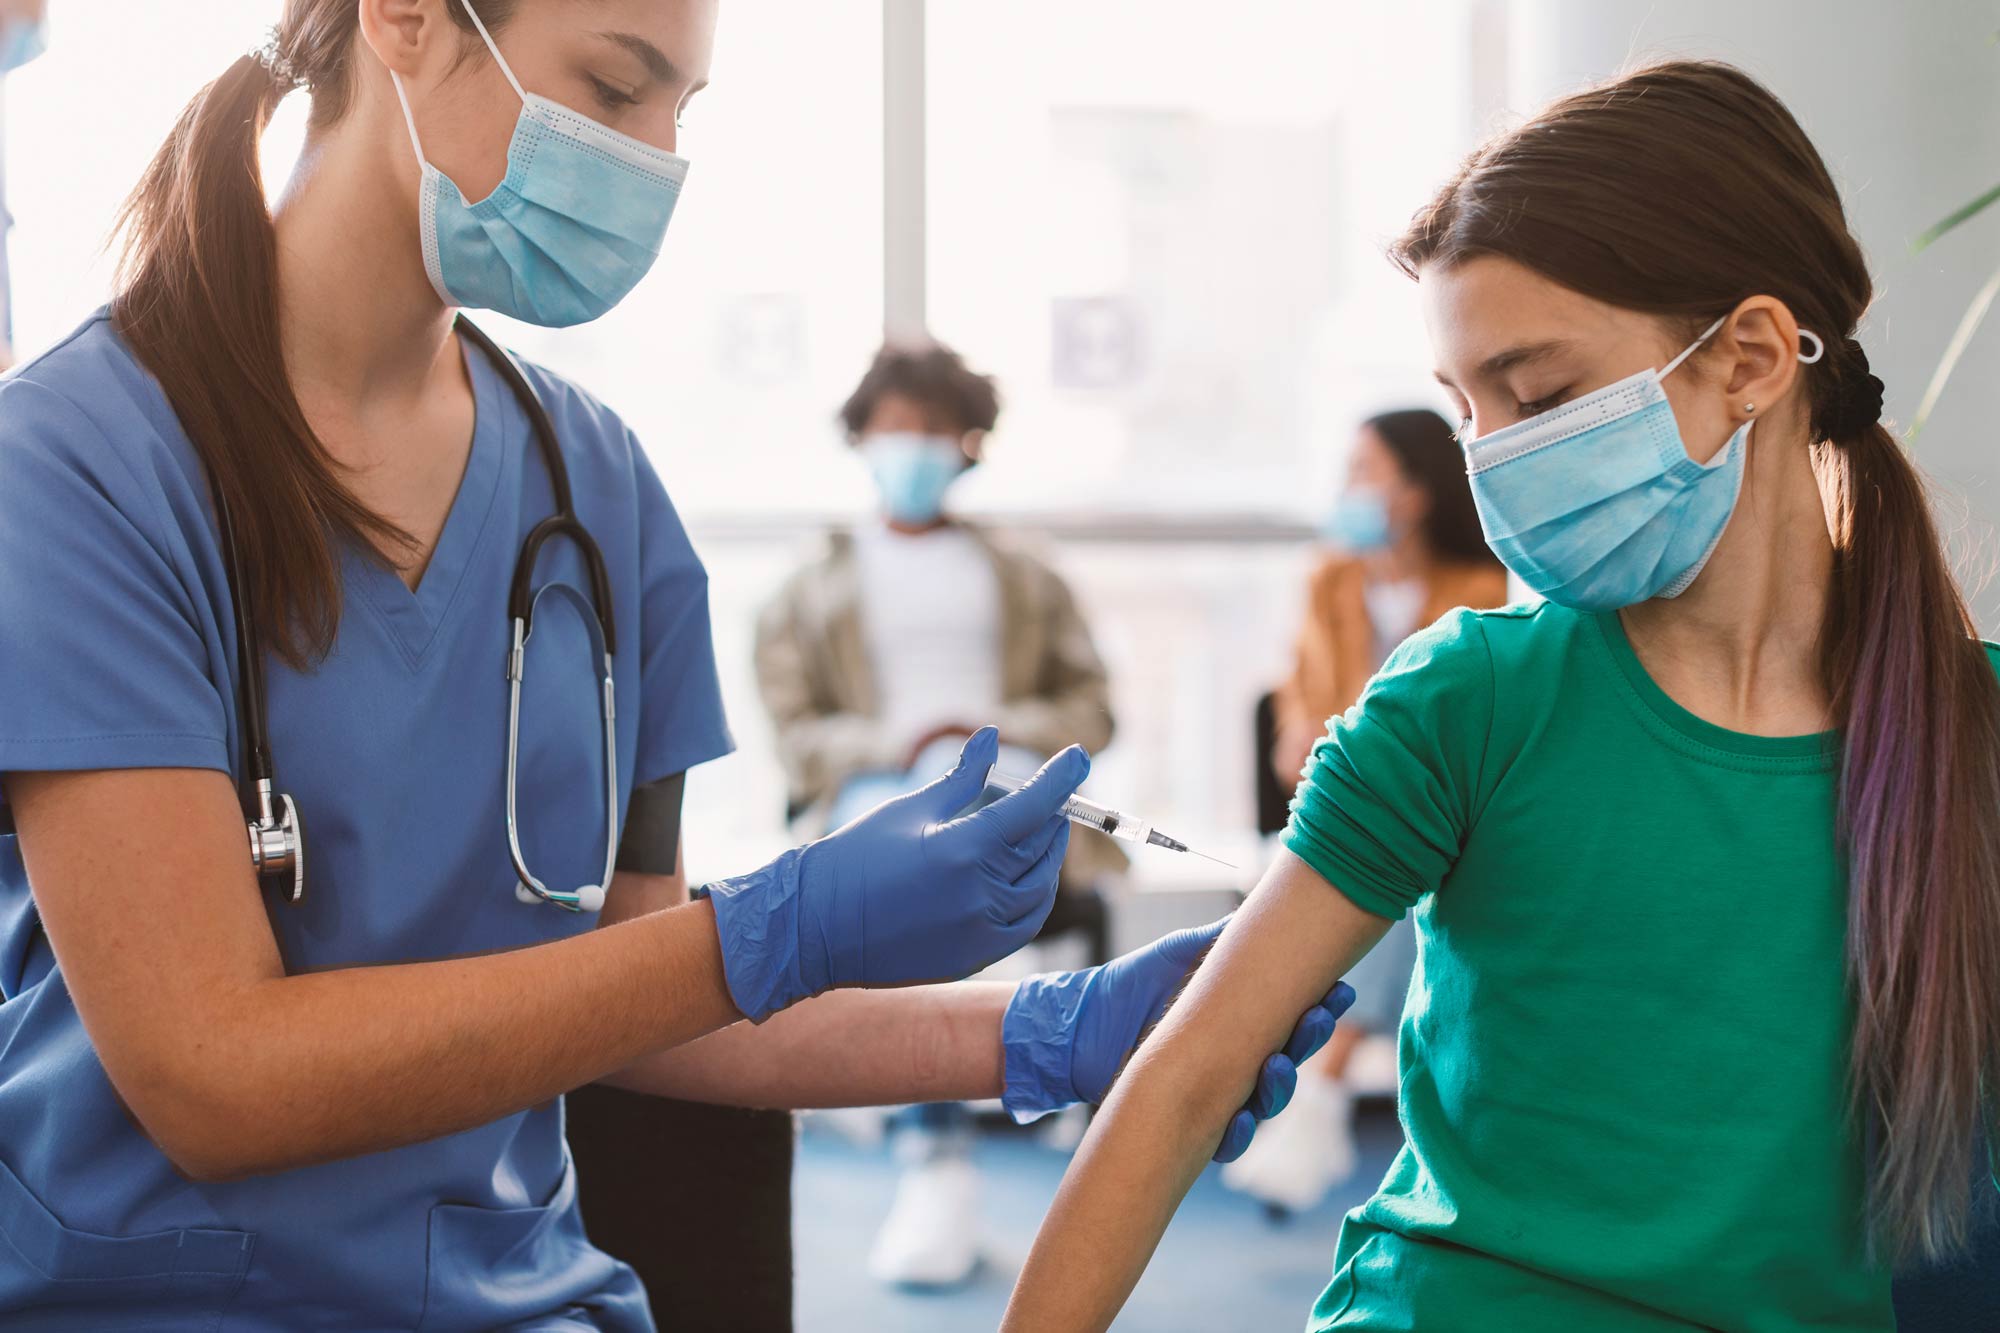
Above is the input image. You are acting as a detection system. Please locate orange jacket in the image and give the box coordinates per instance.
[1274,554,1511,735]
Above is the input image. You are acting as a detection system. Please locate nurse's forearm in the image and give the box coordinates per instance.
[602,981,1012,1108]
[12,767,753,1183]
[188,902,744,1179]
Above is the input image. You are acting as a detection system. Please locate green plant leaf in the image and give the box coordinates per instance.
[1909,254,2000,442]
[1914,181,2000,253]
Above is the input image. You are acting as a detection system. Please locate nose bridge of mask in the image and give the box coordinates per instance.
[391,2,687,205]
[1465,313,1731,475]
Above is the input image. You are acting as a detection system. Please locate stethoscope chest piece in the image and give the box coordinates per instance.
[247,778,306,906]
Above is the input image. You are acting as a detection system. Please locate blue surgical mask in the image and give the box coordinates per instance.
[863,433,966,525]
[0,15,47,75]
[390,0,689,328]
[1462,315,1821,611]
[1319,492,1393,552]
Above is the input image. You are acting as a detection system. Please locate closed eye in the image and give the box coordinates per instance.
[1515,389,1571,420]
[588,75,641,112]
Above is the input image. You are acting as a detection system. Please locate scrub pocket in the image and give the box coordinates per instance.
[0,1152,253,1329]
[419,1155,635,1332]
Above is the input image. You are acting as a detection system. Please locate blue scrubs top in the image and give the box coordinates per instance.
[0,313,734,1329]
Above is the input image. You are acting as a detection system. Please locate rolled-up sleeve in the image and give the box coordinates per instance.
[1283,608,1494,920]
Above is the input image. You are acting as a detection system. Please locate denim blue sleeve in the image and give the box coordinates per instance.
[0,377,231,812]
[625,439,733,786]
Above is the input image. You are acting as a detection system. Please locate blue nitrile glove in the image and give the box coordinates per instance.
[707,727,1086,1022]
[1000,916,1356,1163]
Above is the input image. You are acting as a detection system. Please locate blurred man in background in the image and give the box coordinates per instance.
[756,340,1122,1287]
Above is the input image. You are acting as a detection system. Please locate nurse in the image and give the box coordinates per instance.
[0,2,1345,1327]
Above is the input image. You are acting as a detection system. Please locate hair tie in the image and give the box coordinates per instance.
[252,32,304,90]
[1823,339,1886,439]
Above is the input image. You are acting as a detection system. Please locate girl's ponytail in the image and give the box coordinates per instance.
[1818,358,2000,1260]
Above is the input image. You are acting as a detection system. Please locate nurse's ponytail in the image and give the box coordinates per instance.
[112,1,513,669]
[1394,59,2000,1266]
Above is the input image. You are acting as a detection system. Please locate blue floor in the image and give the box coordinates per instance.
[794,1105,1404,1333]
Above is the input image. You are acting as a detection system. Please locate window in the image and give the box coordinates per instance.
[927,1,1481,519]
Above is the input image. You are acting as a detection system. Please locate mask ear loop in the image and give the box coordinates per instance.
[1796,329,1825,364]
[390,71,429,165]
[1660,314,1729,381]
[454,0,529,106]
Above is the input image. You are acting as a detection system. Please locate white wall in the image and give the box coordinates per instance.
[1506,0,2000,628]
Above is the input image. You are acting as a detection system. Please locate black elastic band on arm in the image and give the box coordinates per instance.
[617,772,686,877]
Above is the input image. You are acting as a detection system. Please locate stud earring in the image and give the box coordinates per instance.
[1743,402,1756,414]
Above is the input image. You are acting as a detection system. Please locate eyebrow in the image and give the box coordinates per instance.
[598,30,683,86]
[1432,338,1577,389]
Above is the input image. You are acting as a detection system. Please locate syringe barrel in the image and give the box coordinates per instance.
[986,771,1151,845]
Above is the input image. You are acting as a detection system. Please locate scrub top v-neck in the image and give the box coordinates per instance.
[0,311,734,1330]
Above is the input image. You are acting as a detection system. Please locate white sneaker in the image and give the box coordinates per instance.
[867,1151,982,1287]
[1220,1073,1356,1216]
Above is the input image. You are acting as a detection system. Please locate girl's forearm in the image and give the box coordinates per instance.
[605,980,1014,1108]
[1003,852,1391,1331]
[1002,1038,1249,1332]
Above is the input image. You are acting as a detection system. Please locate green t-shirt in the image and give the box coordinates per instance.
[1284,601,1932,1333]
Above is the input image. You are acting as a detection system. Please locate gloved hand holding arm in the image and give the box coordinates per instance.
[1001,917,1355,1161]
[707,727,1084,1021]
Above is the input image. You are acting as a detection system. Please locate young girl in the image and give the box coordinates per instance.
[1004,59,2000,1332]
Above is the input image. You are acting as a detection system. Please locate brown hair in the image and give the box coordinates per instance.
[838,341,1001,442]
[113,0,515,669]
[1393,59,2000,1265]
[1361,408,1501,569]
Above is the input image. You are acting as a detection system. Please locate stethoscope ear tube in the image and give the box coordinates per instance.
[509,514,618,656]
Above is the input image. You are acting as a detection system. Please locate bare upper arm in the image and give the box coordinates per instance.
[3,767,282,1127]
[1140,850,1392,1124]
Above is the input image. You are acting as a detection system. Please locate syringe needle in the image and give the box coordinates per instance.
[1148,830,1239,870]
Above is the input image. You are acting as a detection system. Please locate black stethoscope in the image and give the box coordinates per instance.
[214,317,619,915]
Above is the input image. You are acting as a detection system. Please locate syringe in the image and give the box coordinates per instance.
[986,771,1237,869]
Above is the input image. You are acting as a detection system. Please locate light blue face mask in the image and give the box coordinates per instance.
[391,0,689,328]
[1319,492,1393,552]
[0,15,47,74]
[1462,315,1824,611]
[863,432,967,525]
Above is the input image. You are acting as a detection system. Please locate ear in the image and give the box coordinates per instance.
[960,429,987,465]
[357,0,451,81]
[1715,296,1808,426]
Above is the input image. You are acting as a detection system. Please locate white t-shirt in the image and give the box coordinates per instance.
[853,524,1004,757]
[1363,576,1427,669]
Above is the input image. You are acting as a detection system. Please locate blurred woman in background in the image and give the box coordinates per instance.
[1234,409,1506,1216]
